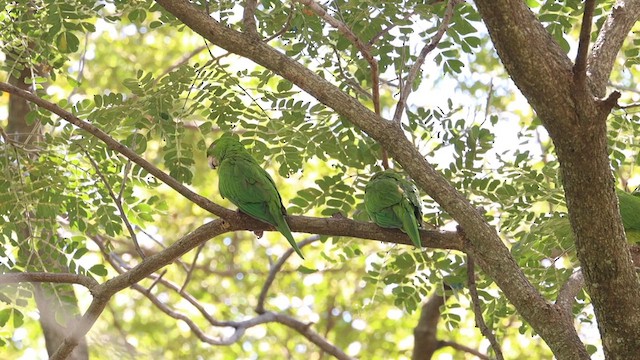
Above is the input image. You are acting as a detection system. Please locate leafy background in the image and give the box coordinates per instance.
[1,0,639,359]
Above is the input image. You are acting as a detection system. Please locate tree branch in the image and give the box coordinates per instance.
[556,271,584,315]
[242,0,259,37]
[412,285,448,360]
[392,0,459,123]
[271,312,356,360]
[467,255,503,360]
[573,0,595,83]
[256,236,321,314]
[0,272,99,291]
[587,0,640,97]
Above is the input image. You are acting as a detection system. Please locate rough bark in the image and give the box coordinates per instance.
[153,1,588,358]
[474,0,640,358]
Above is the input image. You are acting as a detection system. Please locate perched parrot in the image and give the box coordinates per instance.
[207,136,304,258]
[526,188,640,244]
[364,170,423,248]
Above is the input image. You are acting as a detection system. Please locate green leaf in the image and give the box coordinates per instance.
[89,264,108,276]
[56,31,80,53]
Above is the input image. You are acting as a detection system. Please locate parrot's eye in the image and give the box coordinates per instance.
[208,156,218,169]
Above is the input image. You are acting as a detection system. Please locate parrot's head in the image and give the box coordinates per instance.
[207,136,244,169]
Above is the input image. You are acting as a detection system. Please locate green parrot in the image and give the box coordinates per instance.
[526,188,640,244]
[207,136,304,258]
[364,169,423,248]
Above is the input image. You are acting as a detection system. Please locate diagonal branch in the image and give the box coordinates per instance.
[0,272,99,291]
[256,236,321,314]
[392,0,459,124]
[467,255,504,360]
[587,0,640,97]
[272,312,355,360]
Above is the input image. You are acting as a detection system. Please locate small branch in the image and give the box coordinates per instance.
[83,147,145,258]
[616,102,640,110]
[155,45,207,85]
[256,236,321,314]
[272,312,355,360]
[573,0,596,82]
[392,0,459,124]
[587,0,640,97]
[242,0,259,37]
[439,340,490,360]
[467,255,504,360]
[367,12,414,46]
[555,270,585,314]
[0,272,99,291]
[263,6,294,42]
[412,285,449,360]
[180,243,204,293]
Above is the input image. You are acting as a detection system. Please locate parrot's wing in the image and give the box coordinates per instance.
[364,177,405,213]
[399,177,423,227]
[219,158,284,225]
[393,199,422,247]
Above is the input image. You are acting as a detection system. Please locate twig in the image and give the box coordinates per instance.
[83,147,146,258]
[242,0,259,37]
[467,255,504,360]
[264,6,294,42]
[573,0,596,82]
[180,243,204,293]
[256,236,321,313]
[331,46,373,99]
[440,340,490,360]
[272,312,356,360]
[0,272,99,291]
[392,0,459,124]
[367,12,414,46]
[154,45,208,87]
[616,102,640,110]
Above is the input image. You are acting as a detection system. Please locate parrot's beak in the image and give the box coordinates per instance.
[208,156,219,169]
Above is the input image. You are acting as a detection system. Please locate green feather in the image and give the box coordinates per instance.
[207,136,304,258]
[364,170,423,248]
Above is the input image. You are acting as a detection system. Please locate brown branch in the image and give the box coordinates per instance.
[392,0,459,124]
[587,0,640,97]
[256,236,321,314]
[0,272,99,291]
[180,243,204,293]
[412,286,448,360]
[368,12,414,46]
[272,312,355,360]
[242,0,259,37]
[467,255,504,360]
[573,0,596,83]
[155,45,207,85]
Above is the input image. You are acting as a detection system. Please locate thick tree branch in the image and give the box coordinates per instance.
[392,0,459,123]
[0,272,99,291]
[412,285,448,360]
[587,0,640,97]
[152,2,590,358]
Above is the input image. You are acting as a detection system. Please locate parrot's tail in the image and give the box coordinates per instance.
[396,203,423,248]
[271,203,305,259]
